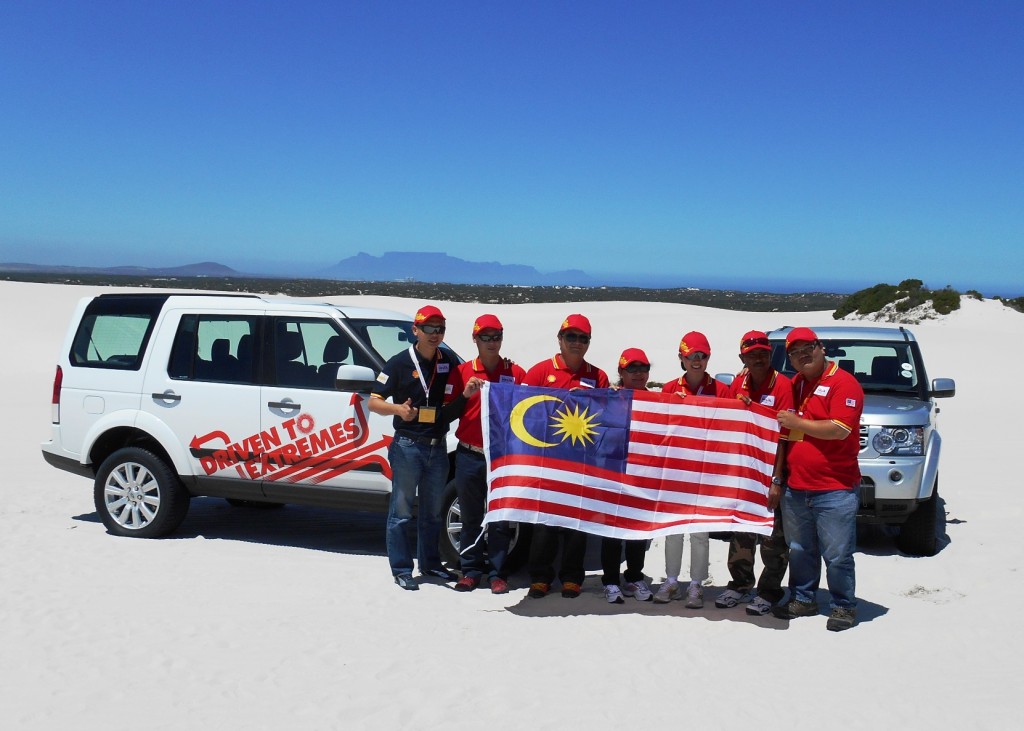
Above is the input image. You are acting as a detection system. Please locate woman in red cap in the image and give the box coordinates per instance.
[654,331,729,608]
[600,348,655,604]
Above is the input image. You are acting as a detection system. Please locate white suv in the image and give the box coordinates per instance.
[766,325,955,556]
[41,292,470,558]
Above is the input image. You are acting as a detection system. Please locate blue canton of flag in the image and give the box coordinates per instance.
[486,383,630,474]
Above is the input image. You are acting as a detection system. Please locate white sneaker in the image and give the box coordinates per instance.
[624,579,653,602]
[684,582,704,609]
[714,588,752,608]
[604,584,625,604]
[653,581,684,604]
[746,596,774,616]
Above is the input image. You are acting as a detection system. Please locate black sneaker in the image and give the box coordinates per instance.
[421,567,457,581]
[773,599,819,619]
[395,573,419,591]
[826,606,857,631]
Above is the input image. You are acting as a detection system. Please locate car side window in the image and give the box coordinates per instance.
[168,314,258,384]
[272,318,359,389]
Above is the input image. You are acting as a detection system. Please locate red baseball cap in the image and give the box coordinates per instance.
[739,330,771,354]
[559,313,592,336]
[678,331,711,357]
[785,327,819,350]
[414,305,445,324]
[618,348,650,368]
[473,314,503,334]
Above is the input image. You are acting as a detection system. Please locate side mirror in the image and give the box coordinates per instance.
[335,364,378,394]
[931,377,956,398]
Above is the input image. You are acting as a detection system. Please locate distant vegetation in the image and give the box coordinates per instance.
[833,279,963,319]
[997,295,1024,313]
[0,271,846,312]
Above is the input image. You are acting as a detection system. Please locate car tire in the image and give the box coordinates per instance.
[439,479,528,570]
[896,479,939,557]
[93,447,190,538]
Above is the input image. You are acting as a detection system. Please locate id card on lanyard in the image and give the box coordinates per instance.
[409,346,438,423]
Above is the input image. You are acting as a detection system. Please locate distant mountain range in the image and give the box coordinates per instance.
[1,252,601,286]
[0,261,242,277]
[321,251,598,286]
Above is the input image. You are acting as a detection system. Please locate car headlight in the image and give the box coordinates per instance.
[872,426,925,456]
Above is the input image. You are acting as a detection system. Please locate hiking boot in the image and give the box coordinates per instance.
[394,573,419,591]
[490,577,509,594]
[604,584,625,604]
[745,596,774,616]
[684,582,704,609]
[561,581,582,598]
[773,599,820,619]
[653,581,684,603]
[528,582,550,599]
[454,575,480,592]
[624,579,653,602]
[714,588,752,608]
[826,606,857,632]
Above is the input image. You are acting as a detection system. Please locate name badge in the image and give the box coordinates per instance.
[436,363,450,373]
[418,407,437,424]
[580,378,597,388]
[760,395,775,407]
[444,384,453,394]
[499,375,515,384]
[814,385,830,397]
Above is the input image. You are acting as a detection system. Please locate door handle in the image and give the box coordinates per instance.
[152,391,182,402]
[268,401,302,410]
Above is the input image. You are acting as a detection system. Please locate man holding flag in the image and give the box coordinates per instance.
[520,314,609,599]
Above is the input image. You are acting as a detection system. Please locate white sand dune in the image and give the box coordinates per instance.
[1,280,1020,730]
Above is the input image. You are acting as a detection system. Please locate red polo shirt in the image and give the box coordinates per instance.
[728,369,794,412]
[522,354,609,390]
[786,361,864,492]
[451,356,527,448]
[662,373,730,397]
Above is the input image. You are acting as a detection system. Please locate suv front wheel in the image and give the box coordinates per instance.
[896,478,940,557]
[94,447,191,538]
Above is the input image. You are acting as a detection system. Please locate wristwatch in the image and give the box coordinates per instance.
[771,476,783,486]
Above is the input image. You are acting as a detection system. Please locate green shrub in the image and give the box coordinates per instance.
[833,280,962,318]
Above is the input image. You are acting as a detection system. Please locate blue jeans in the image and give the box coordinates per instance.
[454,448,513,580]
[782,486,858,609]
[386,436,449,576]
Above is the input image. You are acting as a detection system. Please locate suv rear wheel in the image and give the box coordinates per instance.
[94,447,191,538]
[439,481,528,570]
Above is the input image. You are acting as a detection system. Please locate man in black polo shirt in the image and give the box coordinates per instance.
[369,305,464,590]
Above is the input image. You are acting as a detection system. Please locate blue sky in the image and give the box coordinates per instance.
[2,1,1022,294]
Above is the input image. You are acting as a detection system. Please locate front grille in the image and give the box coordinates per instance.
[859,425,869,451]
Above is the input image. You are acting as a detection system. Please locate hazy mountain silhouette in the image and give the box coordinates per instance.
[321,251,598,286]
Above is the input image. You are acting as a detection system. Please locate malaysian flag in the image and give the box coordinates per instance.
[480,383,781,539]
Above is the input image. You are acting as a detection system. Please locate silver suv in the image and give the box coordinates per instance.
[767,325,955,555]
[40,292,473,561]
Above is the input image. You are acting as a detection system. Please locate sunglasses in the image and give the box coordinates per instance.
[683,352,709,362]
[419,324,446,335]
[787,343,818,358]
[561,333,591,344]
[742,337,770,349]
[623,364,650,374]
[476,333,503,342]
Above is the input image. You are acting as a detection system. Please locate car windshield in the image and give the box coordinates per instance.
[346,318,462,366]
[771,339,924,395]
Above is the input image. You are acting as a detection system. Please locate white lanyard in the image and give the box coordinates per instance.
[408,346,434,404]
